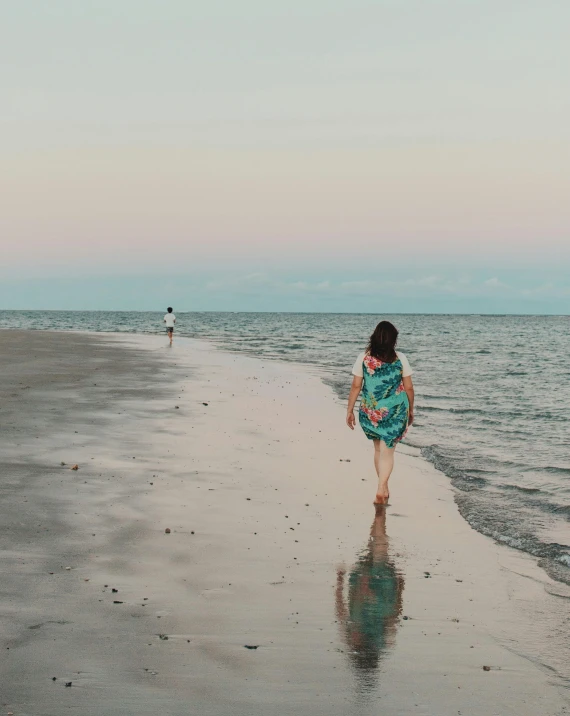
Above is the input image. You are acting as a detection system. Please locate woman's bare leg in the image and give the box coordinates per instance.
[373,440,381,484]
[373,440,395,503]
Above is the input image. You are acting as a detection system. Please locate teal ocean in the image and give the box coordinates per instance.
[2,310,569,585]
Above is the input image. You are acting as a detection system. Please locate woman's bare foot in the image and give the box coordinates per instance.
[374,483,389,505]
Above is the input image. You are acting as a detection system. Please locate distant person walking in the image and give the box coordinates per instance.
[346,321,414,505]
[164,307,176,345]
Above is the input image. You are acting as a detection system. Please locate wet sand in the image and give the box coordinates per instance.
[1,330,568,716]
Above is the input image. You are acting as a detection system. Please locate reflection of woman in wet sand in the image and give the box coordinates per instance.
[335,508,404,690]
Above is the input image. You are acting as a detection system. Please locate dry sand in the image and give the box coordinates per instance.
[0,330,568,716]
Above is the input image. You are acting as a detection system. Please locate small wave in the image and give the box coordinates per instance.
[454,493,570,585]
[500,484,542,494]
[530,413,568,422]
[419,405,486,416]
[455,475,489,488]
[494,428,528,437]
[420,445,488,488]
[449,407,487,415]
[401,437,423,450]
[550,503,570,516]
[417,393,456,401]
[543,465,570,476]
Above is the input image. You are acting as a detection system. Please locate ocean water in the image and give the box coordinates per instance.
[2,310,569,585]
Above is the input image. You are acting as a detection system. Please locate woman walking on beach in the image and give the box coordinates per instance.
[347,321,414,505]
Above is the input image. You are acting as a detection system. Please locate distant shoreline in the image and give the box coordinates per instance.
[1,309,569,316]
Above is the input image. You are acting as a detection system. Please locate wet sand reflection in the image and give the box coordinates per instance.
[335,507,404,692]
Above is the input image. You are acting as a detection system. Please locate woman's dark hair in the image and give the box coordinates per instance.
[167,307,173,313]
[367,320,398,362]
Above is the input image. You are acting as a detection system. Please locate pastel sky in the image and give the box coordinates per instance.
[1,1,569,313]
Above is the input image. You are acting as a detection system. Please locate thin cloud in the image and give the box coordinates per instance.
[203,273,570,307]
[484,277,509,289]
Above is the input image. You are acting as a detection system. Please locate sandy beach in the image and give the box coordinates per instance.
[1,330,568,716]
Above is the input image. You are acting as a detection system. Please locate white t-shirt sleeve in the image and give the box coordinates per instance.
[351,351,366,377]
[397,351,413,377]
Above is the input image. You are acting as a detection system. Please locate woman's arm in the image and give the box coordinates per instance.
[346,376,363,429]
[403,375,415,425]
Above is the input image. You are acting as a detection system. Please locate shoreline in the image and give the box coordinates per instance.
[100,329,570,587]
[1,330,568,715]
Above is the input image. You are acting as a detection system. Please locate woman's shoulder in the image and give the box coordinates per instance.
[396,351,413,376]
[351,350,368,377]
[352,350,367,366]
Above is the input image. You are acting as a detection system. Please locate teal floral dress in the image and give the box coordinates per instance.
[354,353,411,447]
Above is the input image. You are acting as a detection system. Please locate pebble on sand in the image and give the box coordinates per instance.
[482,665,491,671]
[165,528,171,534]
[70,465,79,471]
[244,645,259,649]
